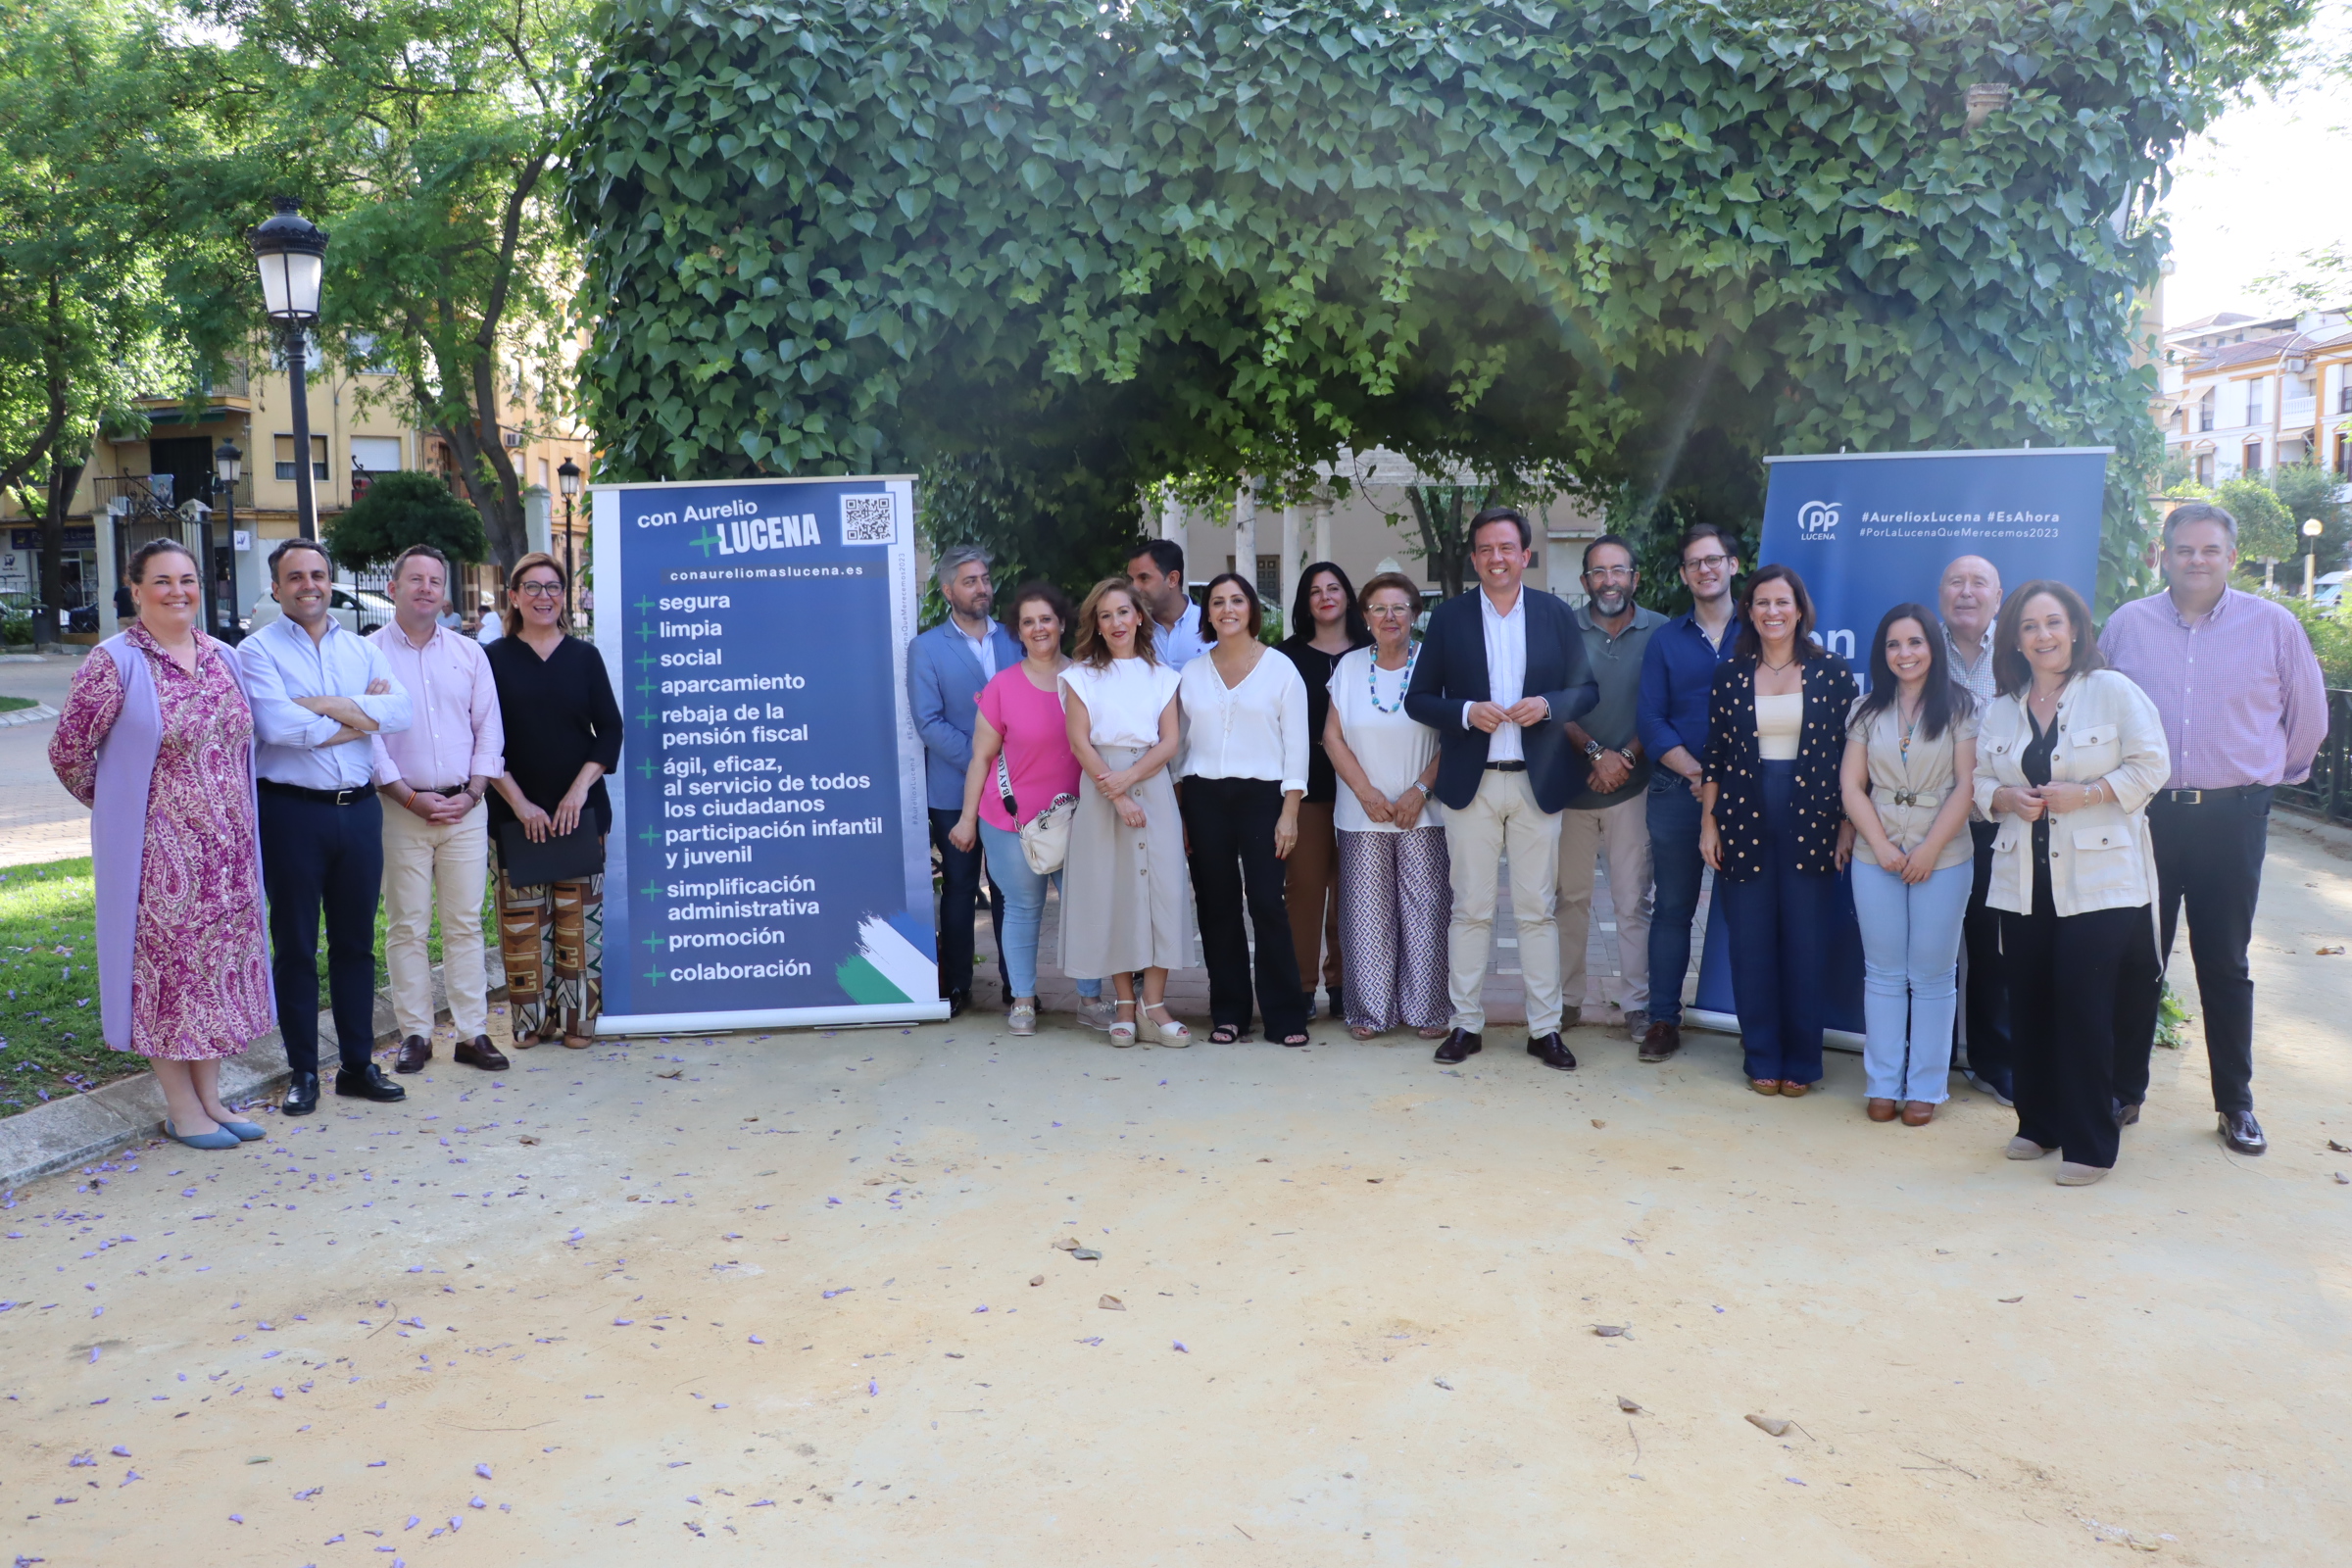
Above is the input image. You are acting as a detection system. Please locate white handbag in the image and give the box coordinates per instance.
[998,754,1076,875]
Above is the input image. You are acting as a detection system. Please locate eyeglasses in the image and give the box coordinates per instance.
[516,581,564,599]
[1366,604,1415,617]
[1681,553,1734,573]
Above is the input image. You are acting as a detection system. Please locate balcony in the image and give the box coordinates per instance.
[93,473,255,516]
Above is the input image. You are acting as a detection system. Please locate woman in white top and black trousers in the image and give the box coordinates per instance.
[1059,577,1196,1048]
[1178,572,1314,1046]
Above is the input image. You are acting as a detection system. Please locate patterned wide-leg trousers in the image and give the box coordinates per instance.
[1336,826,1451,1034]
[497,858,604,1043]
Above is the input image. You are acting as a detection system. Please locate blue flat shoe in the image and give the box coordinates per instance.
[163,1119,242,1152]
[216,1118,266,1142]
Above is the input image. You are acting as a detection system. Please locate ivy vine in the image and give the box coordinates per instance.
[569,0,2311,604]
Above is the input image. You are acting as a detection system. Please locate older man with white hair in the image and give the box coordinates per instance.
[1938,554,2011,1103]
[908,545,1020,1014]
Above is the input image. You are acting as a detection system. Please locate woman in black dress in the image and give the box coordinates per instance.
[486,552,622,1048]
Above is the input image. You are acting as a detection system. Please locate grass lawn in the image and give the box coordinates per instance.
[0,856,491,1118]
[0,696,37,713]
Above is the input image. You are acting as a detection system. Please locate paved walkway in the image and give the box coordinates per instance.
[0,651,94,867]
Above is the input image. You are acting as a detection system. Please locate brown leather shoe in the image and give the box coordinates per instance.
[1638,1020,1682,1062]
[453,1035,510,1072]
[392,1034,432,1074]
[1900,1101,1935,1126]
[1867,1097,1898,1122]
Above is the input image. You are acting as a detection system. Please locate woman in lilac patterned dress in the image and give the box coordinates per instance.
[50,539,274,1151]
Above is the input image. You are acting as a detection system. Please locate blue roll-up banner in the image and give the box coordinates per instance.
[1688,445,2111,1038]
[590,474,948,1035]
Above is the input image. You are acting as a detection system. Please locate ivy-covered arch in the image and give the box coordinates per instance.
[568,0,2308,600]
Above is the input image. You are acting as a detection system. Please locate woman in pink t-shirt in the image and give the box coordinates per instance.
[949,583,1108,1036]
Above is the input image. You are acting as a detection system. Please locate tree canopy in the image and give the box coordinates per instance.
[322,467,490,570]
[587,0,2306,600]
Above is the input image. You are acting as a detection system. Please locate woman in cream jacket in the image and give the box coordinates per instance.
[1972,580,2169,1186]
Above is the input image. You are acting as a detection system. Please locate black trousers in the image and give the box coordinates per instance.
[1956,819,2013,1085]
[2002,900,2162,1169]
[1182,775,1309,1038]
[258,789,384,1078]
[928,807,1004,1000]
[2126,790,2271,1113]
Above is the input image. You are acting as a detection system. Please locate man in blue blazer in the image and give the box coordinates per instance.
[907,546,1021,1015]
[1404,507,1598,1070]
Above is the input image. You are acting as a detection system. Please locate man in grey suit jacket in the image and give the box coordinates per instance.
[907,546,1022,1014]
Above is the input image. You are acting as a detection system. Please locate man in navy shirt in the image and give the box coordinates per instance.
[1633,523,1742,1062]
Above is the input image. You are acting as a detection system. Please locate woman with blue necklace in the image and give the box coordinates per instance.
[1323,571,1449,1041]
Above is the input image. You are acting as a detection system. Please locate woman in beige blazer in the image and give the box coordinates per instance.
[1973,580,2169,1186]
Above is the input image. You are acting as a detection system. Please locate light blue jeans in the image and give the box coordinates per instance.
[979,821,1101,1003]
[1849,858,1972,1103]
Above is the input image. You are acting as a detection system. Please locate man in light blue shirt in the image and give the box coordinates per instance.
[239,540,414,1116]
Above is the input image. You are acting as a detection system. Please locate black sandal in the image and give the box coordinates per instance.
[1281,1032,1311,1048]
[1208,1025,1244,1045]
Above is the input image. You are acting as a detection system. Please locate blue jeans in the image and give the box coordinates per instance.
[1644,771,1706,1026]
[1849,858,1972,1103]
[978,821,1100,1003]
[1716,760,1838,1085]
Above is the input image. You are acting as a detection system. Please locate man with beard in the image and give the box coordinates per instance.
[908,545,1019,1014]
[1556,535,1666,1045]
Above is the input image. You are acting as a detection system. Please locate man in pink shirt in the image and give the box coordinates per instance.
[2100,501,2328,1155]
[370,544,509,1073]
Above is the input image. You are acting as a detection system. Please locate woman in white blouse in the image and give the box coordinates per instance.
[1323,571,1448,1042]
[1059,577,1196,1047]
[1972,579,2168,1186]
[1177,572,1313,1046]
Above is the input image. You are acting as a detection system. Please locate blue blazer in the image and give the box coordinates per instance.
[1403,587,1599,812]
[907,618,1023,810]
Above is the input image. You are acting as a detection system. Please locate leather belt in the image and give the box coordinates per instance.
[259,779,375,807]
[1484,760,1528,772]
[407,784,470,798]
[2155,785,2271,806]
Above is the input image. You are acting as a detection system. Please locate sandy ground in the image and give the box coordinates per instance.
[3,824,2350,1567]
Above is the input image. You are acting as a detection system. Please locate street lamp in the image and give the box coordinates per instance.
[211,437,242,638]
[2303,517,2325,599]
[557,456,582,618]
[247,197,328,540]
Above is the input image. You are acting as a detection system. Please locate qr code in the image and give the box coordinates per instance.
[840,494,896,544]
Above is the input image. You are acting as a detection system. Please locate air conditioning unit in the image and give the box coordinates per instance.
[502,430,525,449]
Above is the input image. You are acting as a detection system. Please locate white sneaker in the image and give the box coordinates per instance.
[1076,997,1117,1033]
[1007,1003,1037,1037]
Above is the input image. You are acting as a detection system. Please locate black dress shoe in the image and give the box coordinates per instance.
[2112,1097,2141,1127]
[945,989,971,1019]
[334,1063,409,1103]
[281,1071,319,1117]
[454,1035,510,1071]
[2220,1108,2266,1155]
[1639,1020,1682,1063]
[1529,1032,1579,1072]
[1433,1028,1482,1064]
[393,1034,432,1074]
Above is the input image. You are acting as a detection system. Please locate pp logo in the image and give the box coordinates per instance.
[1796,500,1839,539]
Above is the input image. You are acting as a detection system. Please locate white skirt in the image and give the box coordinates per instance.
[1057,746,1198,976]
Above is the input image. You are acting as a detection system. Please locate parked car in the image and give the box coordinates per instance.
[2315,570,2346,611]
[247,583,396,636]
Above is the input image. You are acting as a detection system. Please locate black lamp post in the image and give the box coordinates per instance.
[557,456,582,618]
[247,197,328,541]
[211,437,242,637]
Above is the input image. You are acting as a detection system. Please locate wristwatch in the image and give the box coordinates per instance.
[1583,740,1605,761]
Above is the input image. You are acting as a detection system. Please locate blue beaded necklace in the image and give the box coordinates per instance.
[1365,645,1417,713]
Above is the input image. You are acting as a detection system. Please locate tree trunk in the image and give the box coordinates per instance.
[36,451,85,648]
[1406,484,1494,600]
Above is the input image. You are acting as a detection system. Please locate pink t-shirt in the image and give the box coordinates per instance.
[976,664,1082,831]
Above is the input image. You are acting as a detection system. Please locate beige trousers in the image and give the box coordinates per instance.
[1443,768,1565,1034]
[1556,793,1654,1016]
[380,797,491,1039]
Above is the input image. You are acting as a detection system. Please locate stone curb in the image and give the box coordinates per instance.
[0,946,508,1193]
[0,702,58,728]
